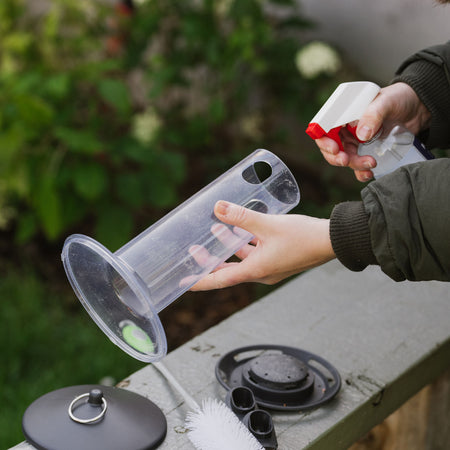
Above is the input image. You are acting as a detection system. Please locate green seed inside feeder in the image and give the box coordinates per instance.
[122,323,155,354]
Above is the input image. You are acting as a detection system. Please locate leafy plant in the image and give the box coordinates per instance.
[0,0,341,249]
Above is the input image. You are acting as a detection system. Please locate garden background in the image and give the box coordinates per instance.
[1,0,449,447]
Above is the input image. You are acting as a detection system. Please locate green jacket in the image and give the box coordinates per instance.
[330,42,450,281]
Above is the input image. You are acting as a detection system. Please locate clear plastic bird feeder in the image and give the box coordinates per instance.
[62,150,300,362]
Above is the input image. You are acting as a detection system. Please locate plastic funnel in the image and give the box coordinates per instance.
[62,149,300,362]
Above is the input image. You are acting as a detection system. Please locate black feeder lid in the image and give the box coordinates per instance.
[216,344,341,411]
[22,385,167,450]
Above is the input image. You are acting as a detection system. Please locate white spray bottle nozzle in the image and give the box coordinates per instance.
[306,81,380,150]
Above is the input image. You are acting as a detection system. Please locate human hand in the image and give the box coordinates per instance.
[315,82,431,182]
[189,201,335,290]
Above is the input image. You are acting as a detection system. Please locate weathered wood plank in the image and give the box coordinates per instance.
[350,368,450,450]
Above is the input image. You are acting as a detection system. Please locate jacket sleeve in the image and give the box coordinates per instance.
[330,159,450,282]
[391,41,450,149]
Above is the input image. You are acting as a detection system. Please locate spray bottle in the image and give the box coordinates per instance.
[305,81,434,178]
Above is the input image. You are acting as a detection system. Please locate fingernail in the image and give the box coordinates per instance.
[215,201,230,216]
[363,160,375,169]
[357,126,373,142]
[336,155,345,166]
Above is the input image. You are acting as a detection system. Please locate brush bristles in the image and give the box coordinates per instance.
[186,398,264,450]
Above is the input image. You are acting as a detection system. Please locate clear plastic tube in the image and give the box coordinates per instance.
[62,149,300,362]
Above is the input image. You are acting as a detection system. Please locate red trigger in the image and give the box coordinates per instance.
[325,126,344,152]
[346,124,365,143]
[306,123,344,151]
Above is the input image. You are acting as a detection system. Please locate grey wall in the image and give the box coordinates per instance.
[300,0,450,84]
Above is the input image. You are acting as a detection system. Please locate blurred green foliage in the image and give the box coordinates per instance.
[0,0,340,250]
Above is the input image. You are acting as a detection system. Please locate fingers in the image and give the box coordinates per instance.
[183,214,258,290]
[179,245,230,288]
[316,137,349,167]
[315,133,374,170]
[356,93,386,141]
[188,244,221,268]
[188,202,266,290]
[190,263,252,291]
[316,136,340,156]
[191,263,299,290]
[191,252,275,290]
[187,246,256,290]
[214,201,269,237]
[316,135,376,175]
[354,169,374,182]
[210,223,245,252]
[210,223,254,260]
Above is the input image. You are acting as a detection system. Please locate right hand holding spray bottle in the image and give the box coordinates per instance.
[306,81,434,178]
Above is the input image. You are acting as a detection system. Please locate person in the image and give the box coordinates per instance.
[190,38,450,290]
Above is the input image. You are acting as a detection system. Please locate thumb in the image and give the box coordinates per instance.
[356,97,385,142]
[214,200,267,235]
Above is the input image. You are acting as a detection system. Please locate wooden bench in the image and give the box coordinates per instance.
[12,260,450,449]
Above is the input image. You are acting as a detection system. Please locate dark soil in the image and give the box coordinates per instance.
[159,283,258,350]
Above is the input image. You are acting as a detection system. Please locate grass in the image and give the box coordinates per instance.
[1,267,145,449]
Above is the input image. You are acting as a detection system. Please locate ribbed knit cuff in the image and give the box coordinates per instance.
[330,201,376,272]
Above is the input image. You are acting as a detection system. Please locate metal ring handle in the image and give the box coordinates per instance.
[68,392,108,424]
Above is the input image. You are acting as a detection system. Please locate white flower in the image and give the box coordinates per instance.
[131,108,162,145]
[240,113,264,141]
[295,41,341,79]
[215,0,234,17]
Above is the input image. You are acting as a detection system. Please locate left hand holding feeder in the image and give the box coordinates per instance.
[189,201,335,290]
